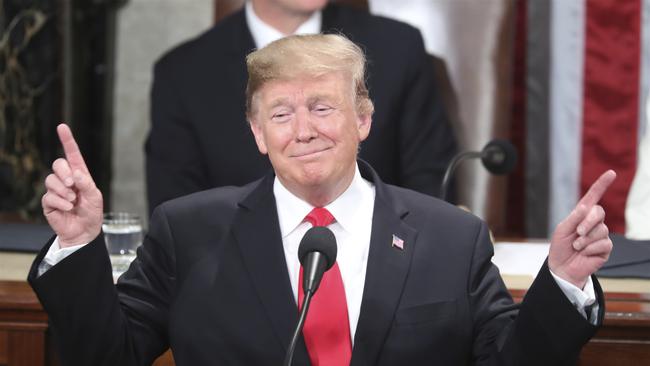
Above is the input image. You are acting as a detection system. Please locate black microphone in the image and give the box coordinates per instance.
[298,227,337,294]
[439,139,518,202]
[481,139,518,175]
[283,226,337,366]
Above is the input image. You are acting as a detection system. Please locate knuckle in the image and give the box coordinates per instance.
[42,192,53,206]
[45,174,59,187]
[52,158,65,170]
[587,206,597,218]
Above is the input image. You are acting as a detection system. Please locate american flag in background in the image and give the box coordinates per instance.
[370,0,650,238]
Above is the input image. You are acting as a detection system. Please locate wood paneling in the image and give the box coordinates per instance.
[511,289,650,365]
[0,281,48,366]
[579,341,650,366]
[0,331,8,365]
[7,331,45,366]
[2,281,649,365]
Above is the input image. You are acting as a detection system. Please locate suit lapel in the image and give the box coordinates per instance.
[351,163,418,366]
[232,174,311,365]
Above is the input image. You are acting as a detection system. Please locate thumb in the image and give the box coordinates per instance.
[554,204,589,239]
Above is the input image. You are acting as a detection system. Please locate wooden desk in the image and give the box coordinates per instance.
[509,289,650,365]
[503,273,650,365]
[580,292,650,365]
[0,280,175,366]
[0,281,51,366]
[1,264,649,365]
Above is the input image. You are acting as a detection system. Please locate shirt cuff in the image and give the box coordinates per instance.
[550,270,599,324]
[37,237,87,277]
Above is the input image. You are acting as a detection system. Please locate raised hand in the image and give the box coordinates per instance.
[42,124,103,247]
[548,170,617,288]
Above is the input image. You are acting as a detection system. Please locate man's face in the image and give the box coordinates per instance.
[250,72,371,200]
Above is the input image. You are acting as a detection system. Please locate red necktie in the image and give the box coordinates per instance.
[298,207,352,366]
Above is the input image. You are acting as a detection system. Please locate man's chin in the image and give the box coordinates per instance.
[298,167,328,185]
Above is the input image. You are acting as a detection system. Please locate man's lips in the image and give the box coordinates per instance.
[290,147,333,158]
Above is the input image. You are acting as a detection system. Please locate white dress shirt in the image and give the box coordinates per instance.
[245,1,321,49]
[274,165,375,342]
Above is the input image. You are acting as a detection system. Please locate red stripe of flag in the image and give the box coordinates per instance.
[581,0,641,233]
[505,0,528,237]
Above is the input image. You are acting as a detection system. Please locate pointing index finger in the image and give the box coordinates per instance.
[57,123,89,174]
[578,170,617,208]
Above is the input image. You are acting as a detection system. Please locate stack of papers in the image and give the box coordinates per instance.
[492,242,549,277]
[492,235,650,279]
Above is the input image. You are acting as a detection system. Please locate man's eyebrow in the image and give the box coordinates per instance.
[307,93,339,104]
[267,97,292,109]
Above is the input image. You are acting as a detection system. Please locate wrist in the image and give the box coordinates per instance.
[58,231,100,248]
[58,238,86,248]
[550,268,587,289]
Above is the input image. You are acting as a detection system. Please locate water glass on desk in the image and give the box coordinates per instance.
[102,212,143,281]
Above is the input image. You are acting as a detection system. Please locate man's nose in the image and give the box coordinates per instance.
[294,109,317,142]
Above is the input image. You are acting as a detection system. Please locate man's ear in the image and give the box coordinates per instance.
[357,113,372,142]
[249,120,268,155]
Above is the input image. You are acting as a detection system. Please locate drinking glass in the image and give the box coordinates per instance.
[102,212,143,281]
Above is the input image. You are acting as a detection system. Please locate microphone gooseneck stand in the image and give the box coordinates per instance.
[439,150,481,201]
[283,290,314,366]
[439,139,518,202]
[284,226,337,366]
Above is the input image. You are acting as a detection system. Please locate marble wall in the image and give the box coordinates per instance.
[111,0,213,225]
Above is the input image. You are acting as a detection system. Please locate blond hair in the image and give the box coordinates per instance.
[245,33,374,119]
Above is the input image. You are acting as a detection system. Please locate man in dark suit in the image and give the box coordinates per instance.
[33,34,615,365]
[146,0,457,214]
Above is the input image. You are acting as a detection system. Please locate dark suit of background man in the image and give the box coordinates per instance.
[146,0,457,214]
[32,34,616,365]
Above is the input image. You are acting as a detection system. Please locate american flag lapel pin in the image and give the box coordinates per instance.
[391,234,404,250]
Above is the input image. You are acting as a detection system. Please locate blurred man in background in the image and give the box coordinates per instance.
[145,0,457,214]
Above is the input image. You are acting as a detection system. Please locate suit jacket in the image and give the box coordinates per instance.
[145,4,457,214]
[29,162,601,366]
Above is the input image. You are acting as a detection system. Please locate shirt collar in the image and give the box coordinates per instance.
[273,164,375,238]
[245,1,322,49]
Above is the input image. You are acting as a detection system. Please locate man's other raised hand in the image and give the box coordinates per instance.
[548,170,617,289]
[42,124,103,248]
